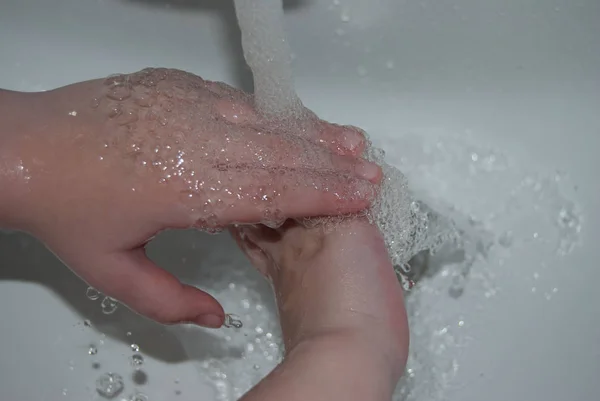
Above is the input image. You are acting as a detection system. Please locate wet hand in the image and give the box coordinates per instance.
[231,219,408,357]
[0,68,382,327]
[231,219,409,400]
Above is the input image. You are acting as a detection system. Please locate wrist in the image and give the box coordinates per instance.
[287,329,404,399]
[273,221,409,374]
[0,90,33,229]
[0,89,63,231]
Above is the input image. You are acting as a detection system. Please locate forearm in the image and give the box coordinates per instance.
[0,89,60,229]
[243,220,409,401]
[241,331,398,401]
[0,89,30,228]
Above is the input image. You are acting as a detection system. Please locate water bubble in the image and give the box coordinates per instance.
[96,372,124,398]
[130,354,144,369]
[101,297,119,314]
[86,287,101,300]
[224,314,243,329]
[132,370,148,385]
[106,84,132,101]
[89,345,98,355]
[130,344,140,352]
[127,392,149,401]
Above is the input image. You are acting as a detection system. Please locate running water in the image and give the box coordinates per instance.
[233,0,460,289]
[232,0,304,119]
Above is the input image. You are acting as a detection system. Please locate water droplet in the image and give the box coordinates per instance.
[101,297,118,314]
[96,372,124,398]
[89,345,98,355]
[86,287,101,300]
[130,344,140,352]
[130,354,144,369]
[224,314,243,329]
[132,370,148,385]
[127,392,149,401]
[116,109,139,126]
[106,84,132,101]
[340,10,350,22]
[385,60,395,69]
[84,319,92,327]
[126,332,132,337]
[357,65,368,77]
[253,364,260,370]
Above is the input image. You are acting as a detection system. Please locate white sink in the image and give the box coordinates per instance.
[1,1,599,400]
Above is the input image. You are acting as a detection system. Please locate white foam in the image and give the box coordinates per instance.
[233,0,304,119]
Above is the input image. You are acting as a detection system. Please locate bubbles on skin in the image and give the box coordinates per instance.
[93,68,375,232]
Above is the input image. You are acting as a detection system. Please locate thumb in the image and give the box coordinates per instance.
[80,247,224,328]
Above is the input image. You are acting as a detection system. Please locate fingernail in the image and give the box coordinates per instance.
[195,314,223,328]
[356,161,383,182]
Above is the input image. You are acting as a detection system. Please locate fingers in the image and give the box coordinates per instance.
[215,167,378,225]
[211,95,370,158]
[228,227,272,278]
[313,122,368,157]
[215,127,382,184]
[80,248,225,328]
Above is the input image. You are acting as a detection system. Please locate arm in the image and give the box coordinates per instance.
[234,220,409,401]
[0,69,382,329]
[0,89,36,230]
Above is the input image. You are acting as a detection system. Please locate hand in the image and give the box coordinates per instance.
[231,219,409,401]
[0,68,382,327]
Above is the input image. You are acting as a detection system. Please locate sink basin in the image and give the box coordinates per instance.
[1,0,599,400]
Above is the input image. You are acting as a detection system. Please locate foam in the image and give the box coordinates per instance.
[233,0,304,120]
[233,0,457,287]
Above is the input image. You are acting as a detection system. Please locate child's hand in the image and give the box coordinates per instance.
[231,219,409,401]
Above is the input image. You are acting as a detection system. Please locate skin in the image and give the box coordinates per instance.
[0,68,408,400]
[0,68,382,328]
[232,219,409,401]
